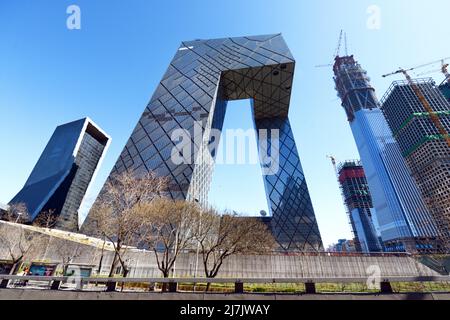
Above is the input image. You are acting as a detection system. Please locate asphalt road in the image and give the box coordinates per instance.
[1,289,450,300]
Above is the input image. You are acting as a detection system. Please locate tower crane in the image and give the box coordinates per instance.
[382,64,450,149]
[315,30,348,68]
[414,58,450,84]
[438,60,450,84]
[326,154,338,173]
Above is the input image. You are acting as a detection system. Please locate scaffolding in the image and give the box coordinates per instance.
[336,160,382,252]
[333,55,379,121]
[381,79,450,251]
[327,156,360,250]
[333,54,441,253]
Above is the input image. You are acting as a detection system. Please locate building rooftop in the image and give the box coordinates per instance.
[380,77,436,105]
[0,220,132,252]
[0,202,8,211]
[337,160,362,173]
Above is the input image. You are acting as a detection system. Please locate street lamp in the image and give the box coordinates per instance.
[15,212,23,223]
[193,199,201,279]
[173,198,195,278]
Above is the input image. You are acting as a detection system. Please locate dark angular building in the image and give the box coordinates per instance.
[0,203,7,218]
[10,118,110,232]
[337,160,382,252]
[84,34,323,252]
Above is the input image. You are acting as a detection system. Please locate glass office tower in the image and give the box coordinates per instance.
[10,118,110,232]
[83,34,323,252]
[333,55,439,253]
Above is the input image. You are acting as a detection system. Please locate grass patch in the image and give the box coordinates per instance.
[244,283,305,293]
[70,279,450,294]
[316,283,379,293]
[391,282,450,293]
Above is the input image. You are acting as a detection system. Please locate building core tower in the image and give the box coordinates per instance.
[333,55,439,253]
[337,160,382,252]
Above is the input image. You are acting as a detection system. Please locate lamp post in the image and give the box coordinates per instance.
[15,212,23,223]
[193,199,201,279]
[172,198,192,278]
[172,227,179,278]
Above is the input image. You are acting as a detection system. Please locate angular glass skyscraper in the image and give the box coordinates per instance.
[333,55,439,253]
[84,34,323,252]
[10,118,110,232]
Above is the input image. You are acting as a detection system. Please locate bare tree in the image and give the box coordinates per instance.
[33,209,57,228]
[196,210,276,290]
[52,238,83,275]
[0,204,34,275]
[0,223,45,274]
[87,170,168,278]
[140,198,202,281]
[1,203,29,224]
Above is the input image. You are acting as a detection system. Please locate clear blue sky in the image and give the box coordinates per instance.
[1,0,449,247]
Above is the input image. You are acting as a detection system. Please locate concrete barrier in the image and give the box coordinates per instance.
[0,221,444,281]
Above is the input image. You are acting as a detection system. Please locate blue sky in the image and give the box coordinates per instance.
[1,0,449,247]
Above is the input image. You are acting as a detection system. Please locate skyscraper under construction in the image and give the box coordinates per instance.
[337,160,382,252]
[381,78,450,251]
[333,55,439,253]
[440,82,450,102]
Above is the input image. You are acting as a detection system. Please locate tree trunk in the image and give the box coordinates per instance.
[108,251,119,278]
[63,264,69,276]
[6,260,23,288]
[0,263,17,288]
[97,254,104,275]
[120,268,129,292]
[106,251,119,292]
[161,271,169,292]
[205,274,215,292]
[10,260,21,275]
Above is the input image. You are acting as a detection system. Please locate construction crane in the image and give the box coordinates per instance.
[441,62,450,83]
[334,30,344,58]
[315,30,348,68]
[414,58,450,84]
[326,154,338,173]
[441,61,450,82]
[382,66,450,148]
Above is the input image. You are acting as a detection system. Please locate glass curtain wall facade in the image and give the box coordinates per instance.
[83,34,323,252]
[333,55,439,253]
[10,118,110,232]
[381,79,450,251]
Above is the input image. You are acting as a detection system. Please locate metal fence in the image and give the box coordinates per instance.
[1,274,450,294]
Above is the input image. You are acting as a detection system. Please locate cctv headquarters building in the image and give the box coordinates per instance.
[84,34,323,252]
